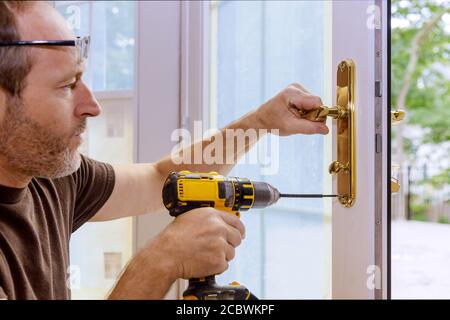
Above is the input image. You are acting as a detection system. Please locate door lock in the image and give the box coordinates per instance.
[298,60,357,207]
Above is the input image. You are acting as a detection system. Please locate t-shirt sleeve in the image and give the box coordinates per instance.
[72,155,116,232]
[0,286,7,300]
[0,251,9,300]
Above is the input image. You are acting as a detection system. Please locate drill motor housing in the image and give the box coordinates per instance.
[162,171,280,217]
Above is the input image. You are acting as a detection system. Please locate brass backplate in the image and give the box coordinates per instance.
[335,60,356,207]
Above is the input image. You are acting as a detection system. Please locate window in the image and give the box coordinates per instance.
[209,1,332,299]
[55,1,136,299]
[57,1,135,91]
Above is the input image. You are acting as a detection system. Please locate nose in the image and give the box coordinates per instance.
[74,80,102,118]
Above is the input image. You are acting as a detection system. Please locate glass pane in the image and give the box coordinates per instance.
[211,0,331,299]
[91,1,135,91]
[56,3,93,87]
[391,0,450,299]
[70,96,134,299]
[56,1,135,91]
[56,1,135,299]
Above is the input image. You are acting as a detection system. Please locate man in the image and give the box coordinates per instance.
[0,1,329,300]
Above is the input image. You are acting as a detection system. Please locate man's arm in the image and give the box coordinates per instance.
[92,84,328,221]
[108,208,245,299]
[108,232,177,299]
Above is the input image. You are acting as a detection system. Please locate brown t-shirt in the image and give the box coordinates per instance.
[0,155,115,300]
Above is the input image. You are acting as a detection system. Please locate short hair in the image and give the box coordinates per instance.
[0,1,37,97]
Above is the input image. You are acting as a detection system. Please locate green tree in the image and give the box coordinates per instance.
[392,0,450,185]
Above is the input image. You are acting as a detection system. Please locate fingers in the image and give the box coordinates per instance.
[289,83,311,95]
[224,223,243,247]
[284,83,322,111]
[288,89,323,111]
[284,84,329,135]
[298,119,329,135]
[218,211,246,239]
[224,242,235,262]
[283,118,328,135]
[287,103,303,118]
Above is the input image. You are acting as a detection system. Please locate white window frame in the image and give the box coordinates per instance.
[133,1,183,299]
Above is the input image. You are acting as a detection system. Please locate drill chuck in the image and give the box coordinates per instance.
[251,181,281,208]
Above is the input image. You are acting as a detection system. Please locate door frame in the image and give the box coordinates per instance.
[330,0,389,299]
[134,0,183,299]
[135,0,390,299]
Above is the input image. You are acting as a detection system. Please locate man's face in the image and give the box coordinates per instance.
[0,3,101,179]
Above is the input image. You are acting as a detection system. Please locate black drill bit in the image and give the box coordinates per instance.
[279,193,338,198]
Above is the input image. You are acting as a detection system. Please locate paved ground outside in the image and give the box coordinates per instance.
[392,220,450,299]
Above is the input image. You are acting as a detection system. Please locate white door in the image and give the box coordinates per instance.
[330,1,389,299]
[177,0,389,299]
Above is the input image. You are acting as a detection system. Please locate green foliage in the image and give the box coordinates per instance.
[411,213,428,222]
[392,1,449,224]
[391,0,450,144]
[403,136,417,155]
[410,201,428,217]
[426,167,450,188]
[438,216,450,224]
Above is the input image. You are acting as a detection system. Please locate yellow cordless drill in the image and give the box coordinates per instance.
[162,170,337,300]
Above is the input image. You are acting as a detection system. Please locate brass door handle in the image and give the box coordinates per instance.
[298,60,356,208]
[329,161,349,174]
[391,178,400,193]
[299,105,348,122]
[391,110,406,125]
[391,164,401,193]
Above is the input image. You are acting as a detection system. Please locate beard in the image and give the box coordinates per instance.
[0,98,85,179]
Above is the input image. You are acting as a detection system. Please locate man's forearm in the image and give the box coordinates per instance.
[155,109,266,177]
[108,236,178,299]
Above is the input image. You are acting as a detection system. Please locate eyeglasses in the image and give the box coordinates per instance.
[0,36,90,63]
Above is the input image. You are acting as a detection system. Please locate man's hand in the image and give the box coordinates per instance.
[254,83,329,136]
[158,208,245,279]
[109,208,245,299]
